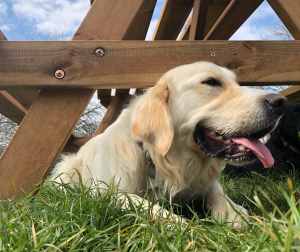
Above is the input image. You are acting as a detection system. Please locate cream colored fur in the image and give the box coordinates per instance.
[52,62,274,228]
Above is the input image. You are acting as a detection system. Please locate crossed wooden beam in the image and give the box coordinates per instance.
[0,0,299,199]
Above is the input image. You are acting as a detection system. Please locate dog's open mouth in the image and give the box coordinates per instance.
[193,124,276,168]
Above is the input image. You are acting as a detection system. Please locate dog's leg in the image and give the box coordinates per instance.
[206,181,248,229]
[117,193,186,224]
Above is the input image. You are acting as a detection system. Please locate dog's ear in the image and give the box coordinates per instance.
[132,81,174,156]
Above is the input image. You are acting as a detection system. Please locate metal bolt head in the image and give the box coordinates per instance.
[54,69,65,79]
[95,47,105,57]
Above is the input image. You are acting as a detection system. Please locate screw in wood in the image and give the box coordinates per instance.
[54,69,65,79]
[95,47,105,57]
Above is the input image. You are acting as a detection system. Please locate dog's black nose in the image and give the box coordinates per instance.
[264,93,286,115]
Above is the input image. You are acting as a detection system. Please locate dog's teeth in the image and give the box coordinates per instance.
[259,133,271,144]
[224,140,231,144]
[238,145,246,151]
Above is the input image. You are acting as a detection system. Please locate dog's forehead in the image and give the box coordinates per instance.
[163,62,237,84]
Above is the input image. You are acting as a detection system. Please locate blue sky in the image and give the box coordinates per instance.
[0,0,293,41]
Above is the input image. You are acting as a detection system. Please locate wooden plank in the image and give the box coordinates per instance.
[266,1,300,102]
[96,91,128,138]
[202,0,230,37]
[177,0,230,40]
[74,0,156,40]
[0,31,26,122]
[96,0,156,137]
[153,0,194,40]
[5,88,39,109]
[0,91,26,123]
[0,0,156,199]
[95,92,130,135]
[204,0,263,40]
[189,0,209,40]
[177,10,193,40]
[268,0,300,102]
[0,29,38,119]
[268,0,300,39]
[1,41,300,87]
[0,31,7,40]
[280,86,300,102]
[68,91,131,150]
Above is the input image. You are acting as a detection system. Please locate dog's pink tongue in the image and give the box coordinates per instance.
[232,138,274,168]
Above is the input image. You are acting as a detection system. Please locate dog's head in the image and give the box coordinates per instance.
[131,62,286,168]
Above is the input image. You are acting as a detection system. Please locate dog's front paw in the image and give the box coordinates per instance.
[227,203,248,230]
[212,201,249,230]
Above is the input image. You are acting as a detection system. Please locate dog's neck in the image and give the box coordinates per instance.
[136,137,225,198]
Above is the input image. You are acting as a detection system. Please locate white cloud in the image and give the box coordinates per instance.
[0,1,10,34]
[0,1,8,15]
[230,21,284,40]
[0,24,10,32]
[231,21,291,41]
[230,22,262,40]
[11,0,90,37]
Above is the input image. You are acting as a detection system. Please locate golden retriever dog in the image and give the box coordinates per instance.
[52,62,285,228]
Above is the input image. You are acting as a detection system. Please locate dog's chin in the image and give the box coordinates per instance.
[192,121,278,168]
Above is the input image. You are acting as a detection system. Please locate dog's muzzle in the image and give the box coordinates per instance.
[193,93,286,169]
[193,119,283,169]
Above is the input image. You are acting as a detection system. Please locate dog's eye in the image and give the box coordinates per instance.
[202,78,222,87]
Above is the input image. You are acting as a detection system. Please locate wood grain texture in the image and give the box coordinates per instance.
[177,0,230,40]
[95,0,157,137]
[5,88,39,109]
[0,0,156,199]
[204,0,263,40]
[95,0,156,133]
[202,0,229,37]
[0,30,6,40]
[69,92,132,150]
[95,92,130,135]
[74,0,156,40]
[267,0,300,101]
[0,91,26,123]
[1,41,300,87]
[0,89,92,193]
[0,29,38,122]
[189,0,209,40]
[177,11,192,40]
[280,86,300,102]
[268,0,300,39]
[0,32,26,123]
[153,0,194,40]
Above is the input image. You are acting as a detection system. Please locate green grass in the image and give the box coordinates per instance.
[1,169,300,251]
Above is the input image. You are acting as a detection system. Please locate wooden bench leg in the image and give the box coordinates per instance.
[0,0,157,199]
[96,94,130,135]
[65,93,131,152]
[268,0,300,39]
[0,89,93,198]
